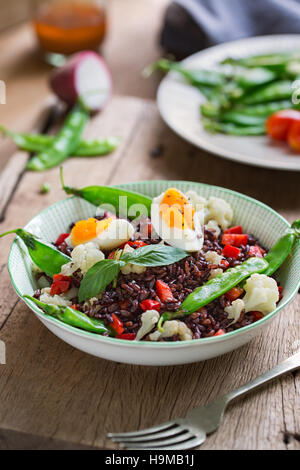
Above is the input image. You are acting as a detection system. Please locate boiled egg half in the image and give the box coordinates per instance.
[151,188,204,252]
[66,217,134,250]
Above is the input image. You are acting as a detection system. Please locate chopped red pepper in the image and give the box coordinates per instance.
[214,329,226,336]
[55,233,69,246]
[225,287,244,302]
[224,225,243,234]
[220,259,230,268]
[248,245,265,258]
[251,311,264,322]
[110,313,124,335]
[278,285,283,300]
[50,274,71,295]
[116,333,136,340]
[156,280,175,303]
[108,250,117,259]
[221,233,248,247]
[222,244,241,259]
[70,304,80,311]
[140,299,161,312]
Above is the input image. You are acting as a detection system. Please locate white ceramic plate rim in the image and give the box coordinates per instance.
[157,34,300,171]
[8,181,300,349]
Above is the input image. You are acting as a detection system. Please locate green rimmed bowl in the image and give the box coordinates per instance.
[8,181,300,366]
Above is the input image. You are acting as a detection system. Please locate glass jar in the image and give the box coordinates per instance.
[32,0,107,59]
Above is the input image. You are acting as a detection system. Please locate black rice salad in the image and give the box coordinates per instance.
[33,189,282,341]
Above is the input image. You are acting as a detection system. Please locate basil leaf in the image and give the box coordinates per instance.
[78,259,125,302]
[121,244,188,266]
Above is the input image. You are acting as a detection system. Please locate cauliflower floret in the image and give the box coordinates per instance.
[40,287,72,307]
[149,320,193,341]
[204,251,223,265]
[120,244,146,275]
[205,219,221,237]
[186,190,207,211]
[206,197,233,230]
[208,268,223,280]
[136,309,160,341]
[242,273,279,315]
[61,242,105,276]
[225,298,245,324]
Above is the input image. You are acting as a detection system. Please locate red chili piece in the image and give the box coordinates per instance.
[50,274,71,295]
[55,233,69,246]
[222,244,241,259]
[224,225,243,234]
[116,333,136,340]
[110,313,124,335]
[221,233,248,247]
[140,299,161,312]
[156,280,175,303]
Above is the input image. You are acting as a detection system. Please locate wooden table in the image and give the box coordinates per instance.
[0,1,299,452]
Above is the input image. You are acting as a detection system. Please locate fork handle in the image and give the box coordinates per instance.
[224,351,300,404]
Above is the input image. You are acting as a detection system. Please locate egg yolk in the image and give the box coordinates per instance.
[159,189,195,230]
[70,217,113,246]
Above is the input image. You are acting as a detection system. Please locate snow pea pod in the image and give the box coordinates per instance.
[61,169,152,218]
[0,127,120,157]
[234,100,294,117]
[157,257,268,330]
[203,119,266,135]
[0,229,71,276]
[25,296,111,335]
[222,53,299,70]
[152,59,226,87]
[242,80,293,105]
[219,111,266,127]
[27,103,88,171]
[263,219,300,276]
[234,67,277,89]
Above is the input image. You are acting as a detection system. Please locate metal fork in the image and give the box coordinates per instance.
[107,352,300,450]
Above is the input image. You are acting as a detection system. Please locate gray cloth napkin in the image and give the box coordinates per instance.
[160,0,300,58]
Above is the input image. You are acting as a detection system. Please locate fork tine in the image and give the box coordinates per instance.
[107,421,174,439]
[119,430,195,449]
[124,435,205,451]
[111,425,183,443]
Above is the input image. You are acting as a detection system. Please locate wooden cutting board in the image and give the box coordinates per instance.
[0,95,299,450]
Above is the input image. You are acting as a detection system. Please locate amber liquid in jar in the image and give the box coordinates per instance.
[34,1,106,55]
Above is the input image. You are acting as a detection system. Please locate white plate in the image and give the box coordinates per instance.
[157,34,300,171]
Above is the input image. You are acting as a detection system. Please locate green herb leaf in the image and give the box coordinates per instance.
[78,259,125,303]
[121,244,188,266]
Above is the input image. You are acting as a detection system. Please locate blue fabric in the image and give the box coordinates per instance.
[161,0,300,57]
[176,0,300,44]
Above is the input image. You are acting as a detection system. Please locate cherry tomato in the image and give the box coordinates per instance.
[287,119,300,151]
[266,110,300,141]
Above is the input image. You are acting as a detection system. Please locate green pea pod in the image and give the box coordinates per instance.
[242,80,293,105]
[234,67,277,89]
[60,168,152,219]
[219,111,266,127]
[263,219,300,276]
[158,257,268,329]
[151,59,226,87]
[27,103,88,171]
[203,119,266,136]
[0,228,71,276]
[25,296,111,335]
[234,100,294,117]
[0,126,120,157]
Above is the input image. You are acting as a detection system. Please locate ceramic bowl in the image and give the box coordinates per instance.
[8,181,300,366]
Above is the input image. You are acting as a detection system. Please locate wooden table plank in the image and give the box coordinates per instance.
[0,96,299,450]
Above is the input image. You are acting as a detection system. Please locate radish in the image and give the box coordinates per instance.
[50,51,112,112]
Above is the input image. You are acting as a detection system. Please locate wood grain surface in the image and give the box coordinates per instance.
[0,96,299,450]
